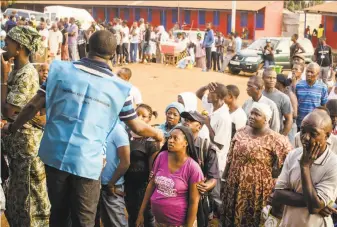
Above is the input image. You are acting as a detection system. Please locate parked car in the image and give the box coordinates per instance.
[228,37,314,74]
[44,6,95,30]
[4,8,47,21]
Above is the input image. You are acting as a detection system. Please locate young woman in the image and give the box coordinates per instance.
[125,104,160,227]
[136,126,204,227]
[156,102,185,138]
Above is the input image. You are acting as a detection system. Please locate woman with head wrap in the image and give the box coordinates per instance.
[195,33,206,71]
[1,26,50,226]
[156,102,185,138]
[155,25,169,63]
[136,126,203,227]
[177,92,198,112]
[221,102,292,227]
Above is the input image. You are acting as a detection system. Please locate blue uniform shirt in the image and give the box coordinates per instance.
[101,123,129,185]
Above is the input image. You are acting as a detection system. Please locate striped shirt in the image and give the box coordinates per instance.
[38,58,137,122]
[295,80,328,126]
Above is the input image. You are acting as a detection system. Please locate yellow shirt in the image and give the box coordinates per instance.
[317,28,324,38]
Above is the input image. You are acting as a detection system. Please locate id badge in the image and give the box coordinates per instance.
[321,54,325,59]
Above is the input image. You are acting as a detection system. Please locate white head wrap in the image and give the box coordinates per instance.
[178,92,197,112]
[251,102,272,123]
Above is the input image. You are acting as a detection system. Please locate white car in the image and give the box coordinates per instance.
[44,6,94,30]
[4,8,47,21]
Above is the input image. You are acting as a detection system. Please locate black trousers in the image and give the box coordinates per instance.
[211,52,218,71]
[216,52,223,71]
[78,44,87,59]
[122,43,129,63]
[205,47,212,70]
[45,165,101,227]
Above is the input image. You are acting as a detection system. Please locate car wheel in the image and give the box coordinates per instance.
[229,67,241,75]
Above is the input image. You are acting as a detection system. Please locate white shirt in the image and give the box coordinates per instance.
[288,69,306,81]
[275,148,337,227]
[121,26,130,44]
[48,30,63,55]
[113,24,123,45]
[130,27,140,44]
[202,95,232,173]
[39,28,49,48]
[230,107,248,131]
[130,85,143,106]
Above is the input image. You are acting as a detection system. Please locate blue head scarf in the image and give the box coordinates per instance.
[165,102,185,114]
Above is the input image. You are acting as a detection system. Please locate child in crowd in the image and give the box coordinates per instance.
[125,104,160,227]
[117,67,143,107]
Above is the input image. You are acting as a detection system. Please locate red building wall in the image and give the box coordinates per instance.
[255,1,283,39]
[325,16,337,49]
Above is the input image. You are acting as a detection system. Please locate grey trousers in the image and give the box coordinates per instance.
[68,44,80,61]
[221,53,234,72]
[100,185,128,227]
[319,66,332,86]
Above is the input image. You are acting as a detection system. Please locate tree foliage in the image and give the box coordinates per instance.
[284,0,324,12]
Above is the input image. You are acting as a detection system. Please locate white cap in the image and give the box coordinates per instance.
[30,15,35,20]
[0,30,6,37]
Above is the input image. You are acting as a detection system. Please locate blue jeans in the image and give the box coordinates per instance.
[264,60,275,68]
[130,43,138,63]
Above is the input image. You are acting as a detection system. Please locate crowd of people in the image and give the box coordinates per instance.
[0,11,337,227]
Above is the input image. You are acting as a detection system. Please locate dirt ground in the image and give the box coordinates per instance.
[1,63,252,227]
[116,63,252,124]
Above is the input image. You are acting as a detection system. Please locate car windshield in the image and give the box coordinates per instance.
[248,39,279,51]
[31,12,47,21]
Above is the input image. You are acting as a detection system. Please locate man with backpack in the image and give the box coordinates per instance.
[181,111,220,227]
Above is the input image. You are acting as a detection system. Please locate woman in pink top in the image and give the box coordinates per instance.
[136,126,204,227]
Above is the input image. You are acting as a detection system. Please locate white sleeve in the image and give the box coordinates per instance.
[213,117,231,147]
[58,31,63,44]
[201,94,213,113]
[131,86,143,105]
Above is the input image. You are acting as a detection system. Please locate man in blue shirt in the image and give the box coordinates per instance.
[99,122,130,226]
[295,62,328,129]
[4,30,164,227]
[202,22,215,72]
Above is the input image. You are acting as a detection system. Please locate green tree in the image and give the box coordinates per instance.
[284,0,325,12]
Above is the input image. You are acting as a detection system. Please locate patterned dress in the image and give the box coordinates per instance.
[221,127,292,227]
[2,63,50,227]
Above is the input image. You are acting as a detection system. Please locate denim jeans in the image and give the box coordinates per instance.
[205,47,212,70]
[45,165,101,227]
[130,43,138,63]
[264,60,275,68]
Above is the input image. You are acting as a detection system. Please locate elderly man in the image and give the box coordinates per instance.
[3,30,164,226]
[295,62,328,129]
[242,75,280,132]
[48,23,63,61]
[272,110,337,227]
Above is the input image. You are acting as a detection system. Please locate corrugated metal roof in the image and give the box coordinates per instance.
[304,1,337,14]
[16,1,274,11]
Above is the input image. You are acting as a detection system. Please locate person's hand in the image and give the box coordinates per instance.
[197,181,209,195]
[154,129,165,143]
[207,82,218,92]
[57,49,61,55]
[319,205,337,217]
[0,120,7,129]
[135,214,145,227]
[204,116,211,127]
[1,55,11,82]
[300,142,321,167]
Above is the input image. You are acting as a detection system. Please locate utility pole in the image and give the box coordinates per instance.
[177,1,180,25]
[231,0,236,33]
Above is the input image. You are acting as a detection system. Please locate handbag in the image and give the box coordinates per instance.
[260,205,281,227]
[271,153,281,179]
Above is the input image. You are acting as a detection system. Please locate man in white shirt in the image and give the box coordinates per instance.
[39,21,49,62]
[242,76,280,132]
[121,20,130,64]
[272,110,337,227]
[138,18,146,61]
[48,23,63,61]
[196,82,232,174]
[113,18,123,65]
[116,67,143,107]
[130,21,140,63]
[224,85,247,138]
